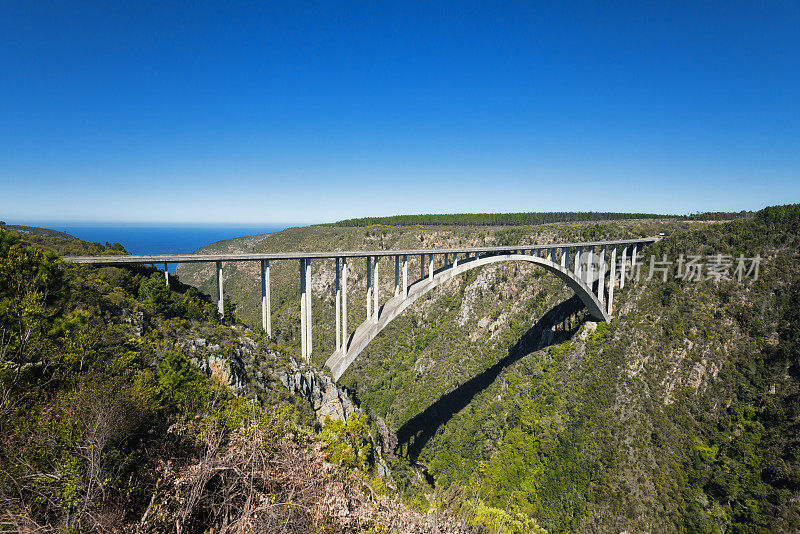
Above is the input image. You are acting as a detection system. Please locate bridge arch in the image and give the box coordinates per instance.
[326,253,608,380]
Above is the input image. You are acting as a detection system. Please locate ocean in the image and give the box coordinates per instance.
[32,223,290,271]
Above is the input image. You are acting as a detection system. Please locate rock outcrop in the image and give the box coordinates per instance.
[276,357,357,422]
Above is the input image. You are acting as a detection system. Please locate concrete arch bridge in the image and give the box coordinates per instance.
[64,237,659,381]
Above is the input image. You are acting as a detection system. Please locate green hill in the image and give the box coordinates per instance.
[11,207,799,532]
[322,210,751,228]
[174,207,800,532]
[2,224,76,239]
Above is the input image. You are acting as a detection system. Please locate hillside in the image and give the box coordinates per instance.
[9,210,798,532]
[0,227,478,533]
[172,212,800,532]
[1,223,76,239]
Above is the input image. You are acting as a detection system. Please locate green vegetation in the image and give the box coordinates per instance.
[0,228,247,530]
[471,502,547,534]
[3,224,76,240]
[1,228,470,533]
[459,207,800,532]
[323,210,752,228]
[325,211,681,227]
[320,412,374,470]
[188,204,800,532]
[17,203,798,532]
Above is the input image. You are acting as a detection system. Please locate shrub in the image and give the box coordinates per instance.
[471,502,546,534]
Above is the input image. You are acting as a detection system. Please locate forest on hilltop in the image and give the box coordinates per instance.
[324,210,752,228]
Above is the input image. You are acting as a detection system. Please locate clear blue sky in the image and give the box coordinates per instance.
[2,1,798,224]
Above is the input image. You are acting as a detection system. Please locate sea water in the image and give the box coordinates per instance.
[31,223,289,271]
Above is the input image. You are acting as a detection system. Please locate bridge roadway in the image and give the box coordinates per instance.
[62,238,653,264]
[63,236,660,380]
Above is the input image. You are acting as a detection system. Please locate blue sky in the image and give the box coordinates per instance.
[1,1,798,224]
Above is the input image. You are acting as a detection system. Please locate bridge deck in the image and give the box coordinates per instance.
[62,237,658,264]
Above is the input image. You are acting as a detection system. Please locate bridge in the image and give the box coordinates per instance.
[63,237,659,381]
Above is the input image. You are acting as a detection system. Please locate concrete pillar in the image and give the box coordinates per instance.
[402,254,408,298]
[366,256,372,320]
[335,258,341,350]
[342,258,348,353]
[620,246,628,289]
[261,259,271,337]
[428,254,434,281]
[300,260,307,361]
[373,256,379,324]
[394,255,400,297]
[597,246,607,304]
[574,248,582,279]
[453,253,458,269]
[306,259,312,357]
[164,263,169,287]
[420,254,425,279]
[631,244,638,276]
[608,246,618,316]
[215,261,224,317]
[561,248,568,269]
[546,248,553,262]
[586,248,594,284]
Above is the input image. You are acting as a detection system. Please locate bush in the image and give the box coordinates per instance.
[320,413,373,471]
[471,503,546,534]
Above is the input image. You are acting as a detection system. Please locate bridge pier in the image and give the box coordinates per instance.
[598,246,607,304]
[366,256,372,321]
[335,258,340,350]
[215,261,224,317]
[307,260,312,355]
[403,254,408,298]
[394,256,400,297]
[574,248,582,279]
[428,254,434,281]
[631,244,638,277]
[586,248,594,284]
[164,263,169,287]
[261,259,271,337]
[608,246,618,316]
[620,245,628,289]
[561,248,568,269]
[300,259,307,361]
[373,256,379,323]
[342,258,348,353]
